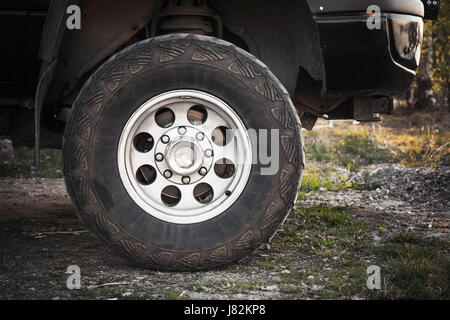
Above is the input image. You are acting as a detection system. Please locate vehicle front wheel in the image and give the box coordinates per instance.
[63,34,304,271]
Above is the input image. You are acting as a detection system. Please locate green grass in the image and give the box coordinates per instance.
[210,280,259,294]
[302,206,351,227]
[299,166,348,193]
[301,174,335,192]
[0,146,62,178]
[303,113,450,169]
[256,260,277,270]
[299,165,379,194]
[319,260,374,299]
[304,128,392,171]
[374,233,450,299]
[185,282,204,293]
[163,289,187,300]
[274,205,371,252]
[226,280,260,294]
[278,269,308,295]
[335,133,392,171]
[271,205,450,299]
[271,205,448,299]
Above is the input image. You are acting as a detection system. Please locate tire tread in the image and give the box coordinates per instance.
[64,34,304,271]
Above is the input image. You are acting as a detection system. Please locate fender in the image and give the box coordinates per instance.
[35,0,163,166]
[34,0,71,167]
[212,0,325,96]
[46,0,163,104]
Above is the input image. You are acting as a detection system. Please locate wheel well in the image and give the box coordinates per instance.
[45,0,162,106]
[213,0,325,96]
[45,0,324,109]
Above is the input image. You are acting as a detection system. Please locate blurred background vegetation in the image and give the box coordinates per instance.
[402,1,449,110]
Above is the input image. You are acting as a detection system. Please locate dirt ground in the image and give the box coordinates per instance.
[0,164,448,300]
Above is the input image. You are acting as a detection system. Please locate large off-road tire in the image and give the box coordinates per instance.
[63,34,304,271]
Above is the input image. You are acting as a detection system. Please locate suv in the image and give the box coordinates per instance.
[0,0,440,270]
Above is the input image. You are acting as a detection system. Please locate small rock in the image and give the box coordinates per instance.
[311,285,323,291]
[271,276,281,282]
[262,285,278,291]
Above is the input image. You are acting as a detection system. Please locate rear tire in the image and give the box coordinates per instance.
[63,34,304,271]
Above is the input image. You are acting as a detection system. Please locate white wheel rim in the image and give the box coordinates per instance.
[117,90,252,224]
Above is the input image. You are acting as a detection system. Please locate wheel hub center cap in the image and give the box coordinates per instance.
[175,147,195,168]
[166,139,203,175]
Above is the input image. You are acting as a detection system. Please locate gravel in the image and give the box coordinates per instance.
[302,164,449,240]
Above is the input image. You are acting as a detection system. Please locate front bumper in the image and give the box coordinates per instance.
[308,0,440,20]
[315,12,423,97]
[307,0,425,17]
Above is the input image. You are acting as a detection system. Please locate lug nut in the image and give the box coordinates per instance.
[204,149,213,158]
[198,167,207,176]
[163,170,173,179]
[182,176,191,184]
[178,126,187,135]
[196,132,205,141]
[161,135,170,144]
[155,153,164,162]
